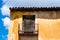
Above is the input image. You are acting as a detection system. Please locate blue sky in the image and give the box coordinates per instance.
[0,0,9,40]
[5,0,60,7]
[0,0,60,40]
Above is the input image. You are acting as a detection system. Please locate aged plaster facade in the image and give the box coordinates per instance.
[9,7,60,40]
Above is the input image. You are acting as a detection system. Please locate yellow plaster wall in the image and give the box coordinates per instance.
[13,19,19,40]
[9,11,32,40]
[9,11,60,40]
[38,11,60,40]
[38,19,60,40]
[8,20,14,40]
[8,19,19,40]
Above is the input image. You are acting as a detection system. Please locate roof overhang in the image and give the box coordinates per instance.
[9,7,60,12]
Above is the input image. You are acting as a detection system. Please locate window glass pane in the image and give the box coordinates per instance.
[23,15,35,32]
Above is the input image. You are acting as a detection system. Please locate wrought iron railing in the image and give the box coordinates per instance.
[18,23,38,34]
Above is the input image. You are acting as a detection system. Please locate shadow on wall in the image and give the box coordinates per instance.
[10,11,60,20]
[10,11,22,20]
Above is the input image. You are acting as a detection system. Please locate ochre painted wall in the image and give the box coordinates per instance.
[9,11,60,40]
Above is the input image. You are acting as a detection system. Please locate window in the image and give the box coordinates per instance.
[22,15,35,33]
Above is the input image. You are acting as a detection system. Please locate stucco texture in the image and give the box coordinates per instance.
[9,11,60,40]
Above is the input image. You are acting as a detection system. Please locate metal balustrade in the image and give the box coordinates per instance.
[18,23,38,34]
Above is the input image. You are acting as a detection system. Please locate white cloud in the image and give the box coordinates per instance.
[2,17,10,29]
[1,5,10,16]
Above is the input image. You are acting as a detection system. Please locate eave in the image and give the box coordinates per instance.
[9,7,60,12]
